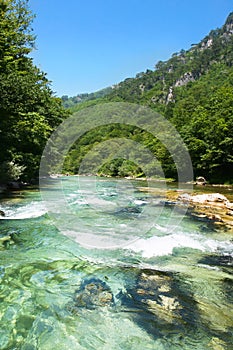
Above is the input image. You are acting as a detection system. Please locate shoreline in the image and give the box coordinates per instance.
[136,181,233,230]
[165,189,233,230]
[2,175,233,230]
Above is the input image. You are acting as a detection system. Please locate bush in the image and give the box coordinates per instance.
[0,161,25,183]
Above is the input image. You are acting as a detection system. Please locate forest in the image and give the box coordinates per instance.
[0,0,233,184]
[63,12,233,183]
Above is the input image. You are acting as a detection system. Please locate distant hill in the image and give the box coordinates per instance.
[63,13,233,183]
[61,86,113,109]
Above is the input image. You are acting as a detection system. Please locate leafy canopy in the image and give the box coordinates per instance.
[0,0,69,183]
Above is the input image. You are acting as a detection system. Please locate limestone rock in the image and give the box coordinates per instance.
[179,193,229,204]
[129,271,184,323]
[73,278,114,310]
[226,202,233,210]
[166,87,174,103]
[196,176,207,185]
[175,72,195,87]
[208,337,226,350]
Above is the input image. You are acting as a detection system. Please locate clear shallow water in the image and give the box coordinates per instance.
[0,176,233,349]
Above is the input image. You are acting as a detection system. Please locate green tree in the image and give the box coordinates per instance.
[0,0,69,183]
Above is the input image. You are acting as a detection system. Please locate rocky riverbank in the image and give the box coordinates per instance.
[137,182,233,230]
[165,190,233,230]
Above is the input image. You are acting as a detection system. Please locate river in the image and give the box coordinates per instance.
[0,176,232,349]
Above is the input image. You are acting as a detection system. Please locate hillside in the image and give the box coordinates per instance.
[61,86,113,109]
[64,13,233,183]
[105,12,233,108]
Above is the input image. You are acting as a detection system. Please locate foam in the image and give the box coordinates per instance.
[125,232,233,258]
[0,202,46,220]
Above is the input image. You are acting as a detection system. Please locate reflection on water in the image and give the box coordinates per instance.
[0,176,232,349]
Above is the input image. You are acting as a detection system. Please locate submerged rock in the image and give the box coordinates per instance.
[119,269,197,327]
[115,268,201,342]
[131,271,183,322]
[0,210,5,217]
[208,337,227,350]
[73,278,114,310]
[115,206,142,215]
[0,235,14,249]
[199,254,233,268]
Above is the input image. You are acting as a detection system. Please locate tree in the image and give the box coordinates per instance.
[0,0,69,183]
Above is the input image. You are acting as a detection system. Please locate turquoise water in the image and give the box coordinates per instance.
[0,176,232,349]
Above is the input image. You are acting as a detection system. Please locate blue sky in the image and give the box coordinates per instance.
[29,0,232,97]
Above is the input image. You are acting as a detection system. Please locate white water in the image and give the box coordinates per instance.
[0,201,46,219]
[1,177,233,259]
[1,177,233,350]
[126,231,233,258]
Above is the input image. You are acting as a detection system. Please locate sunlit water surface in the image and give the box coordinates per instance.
[0,176,232,349]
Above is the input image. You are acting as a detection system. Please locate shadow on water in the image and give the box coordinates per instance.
[117,268,200,341]
[68,266,233,348]
[198,254,233,269]
[67,268,206,346]
[1,178,233,349]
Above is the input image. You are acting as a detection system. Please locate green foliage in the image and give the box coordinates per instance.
[176,83,233,181]
[98,159,144,178]
[62,122,178,180]
[0,160,25,183]
[0,0,69,183]
[2,3,231,183]
[0,0,35,72]
[61,87,113,110]
[63,12,233,183]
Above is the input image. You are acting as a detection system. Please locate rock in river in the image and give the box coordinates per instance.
[73,278,114,310]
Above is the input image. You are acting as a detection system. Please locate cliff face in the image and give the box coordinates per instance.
[66,13,233,183]
[104,12,233,107]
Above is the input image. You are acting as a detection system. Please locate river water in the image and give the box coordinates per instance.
[0,176,232,349]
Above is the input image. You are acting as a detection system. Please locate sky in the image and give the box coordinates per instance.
[29,0,232,97]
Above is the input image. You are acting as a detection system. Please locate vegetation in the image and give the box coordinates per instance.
[1,1,232,184]
[0,0,69,184]
[64,12,233,183]
[61,86,113,110]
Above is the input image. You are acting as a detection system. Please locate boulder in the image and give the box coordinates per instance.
[196,176,207,185]
[73,278,114,309]
[208,214,223,222]
[0,210,5,217]
[179,193,229,204]
[125,270,184,323]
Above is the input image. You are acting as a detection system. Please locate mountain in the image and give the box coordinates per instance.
[64,13,233,183]
[105,12,233,107]
[61,86,113,109]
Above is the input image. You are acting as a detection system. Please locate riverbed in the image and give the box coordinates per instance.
[0,176,232,349]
